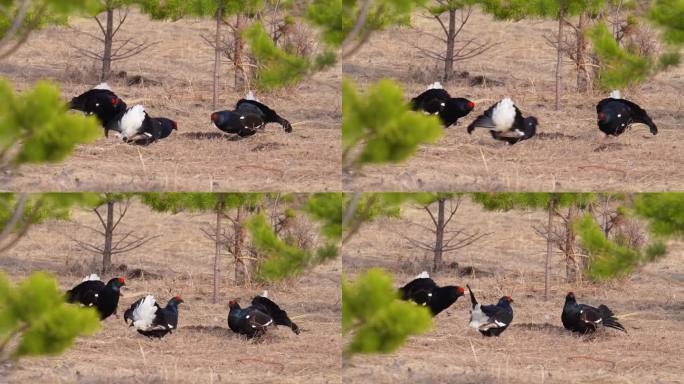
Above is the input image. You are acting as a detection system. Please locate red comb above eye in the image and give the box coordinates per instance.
[112,97,118,106]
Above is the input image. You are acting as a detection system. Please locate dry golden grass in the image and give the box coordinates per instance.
[0,11,341,192]
[343,11,684,192]
[0,202,341,384]
[343,200,684,383]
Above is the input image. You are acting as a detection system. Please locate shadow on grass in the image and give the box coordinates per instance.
[512,322,567,334]
[182,325,234,337]
[179,132,241,141]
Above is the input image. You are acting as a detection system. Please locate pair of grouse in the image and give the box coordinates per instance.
[70,84,178,144]
[398,271,513,337]
[66,274,183,338]
[410,82,537,145]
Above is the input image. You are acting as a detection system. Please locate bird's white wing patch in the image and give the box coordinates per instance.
[494,320,507,327]
[415,271,430,279]
[491,98,516,131]
[427,81,443,90]
[469,303,489,329]
[245,90,257,101]
[120,105,146,138]
[81,273,100,282]
[132,295,157,330]
[610,90,621,99]
[93,83,112,91]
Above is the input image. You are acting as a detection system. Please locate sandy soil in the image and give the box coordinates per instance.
[0,201,341,384]
[0,11,341,192]
[343,11,684,192]
[343,199,684,383]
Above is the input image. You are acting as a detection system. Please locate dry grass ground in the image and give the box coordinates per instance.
[0,202,341,383]
[343,200,684,383]
[343,11,684,192]
[0,11,341,192]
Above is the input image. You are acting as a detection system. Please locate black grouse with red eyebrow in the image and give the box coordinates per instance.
[69,84,127,133]
[399,271,465,316]
[596,90,657,136]
[561,292,626,334]
[410,82,475,127]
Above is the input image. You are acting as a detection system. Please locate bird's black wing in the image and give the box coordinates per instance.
[399,278,438,305]
[479,304,500,318]
[411,89,451,112]
[245,307,274,330]
[620,99,657,134]
[236,99,292,132]
[477,305,512,335]
[67,280,105,306]
[467,103,497,133]
[251,296,299,334]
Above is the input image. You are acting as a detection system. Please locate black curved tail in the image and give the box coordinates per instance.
[466,284,478,309]
[599,305,627,333]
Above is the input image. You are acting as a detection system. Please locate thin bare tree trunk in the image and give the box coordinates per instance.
[233,13,245,92]
[101,8,114,81]
[433,199,445,272]
[102,201,114,274]
[443,9,456,82]
[545,198,555,301]
[575,12,588,92]
[554,8,565,110]
[564,205,577,282]
[213,199,223,304]
[234,207,246,286]
[212,7,222,110]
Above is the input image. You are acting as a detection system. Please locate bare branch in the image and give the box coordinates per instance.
[111,235,160,255]
[0,0,31,52]
[94,15,106,37]
[342,0,371,57]
[424,205,438,228]
[443,196,462,228]
[111,198,129,232]
[112,7,129,38]
[93,206,106,230]
[0,194,28,246]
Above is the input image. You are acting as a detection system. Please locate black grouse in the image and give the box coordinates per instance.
[227,291,300,338]
[596,90,657,136]
[66,274,125,320]
[211,92,293,137]
[467,285,514,337]
[69,83,127,132]
[398,271,465,316]
[410,82,475,127]
[106,105,177,144]
[124,295,184,338]
[561,292,626,334]
[467,98,537,144]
